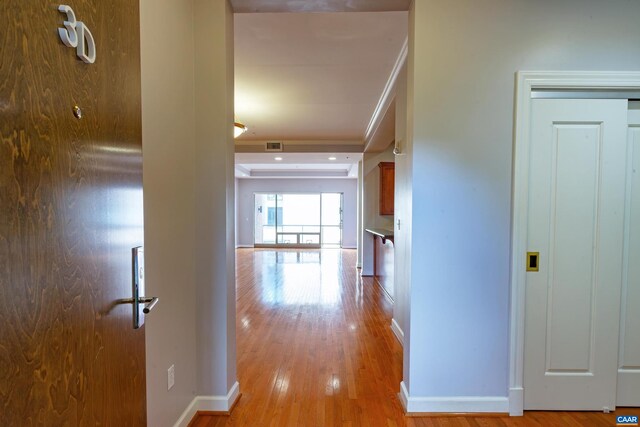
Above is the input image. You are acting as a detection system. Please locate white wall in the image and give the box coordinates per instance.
[193,0,236,400]
[392,63,410,346]
[404,0,640,410]
[141,0,197,424]
[356,160,364,267]
[236,178,358,248]
[361,145,394,275]
[141,0,236,425]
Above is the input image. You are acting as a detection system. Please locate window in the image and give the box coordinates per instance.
[254,193,343,247]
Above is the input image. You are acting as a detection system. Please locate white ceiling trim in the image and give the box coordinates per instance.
[235,152,361,179]
[235,140,364,153]
[230,0,411,13]
[234,139,362,146]
[235,164,251,175]
[363,37,408,150]
[247,170,351,178]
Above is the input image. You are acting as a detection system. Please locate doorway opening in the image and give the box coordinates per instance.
[228,8,408,426]
[254,192,343,248]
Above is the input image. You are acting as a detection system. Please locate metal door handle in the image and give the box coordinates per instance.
[117,295,159,329]
[139,296,159,313]
[118,296,159,311]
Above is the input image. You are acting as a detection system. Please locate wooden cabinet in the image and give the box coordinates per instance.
[378,162,395,215]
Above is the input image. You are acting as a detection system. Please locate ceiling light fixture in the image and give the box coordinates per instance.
[274,157,283,161]
[328,156,337,161]
[234,122,248,138]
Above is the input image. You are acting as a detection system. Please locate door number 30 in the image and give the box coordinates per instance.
[58,5,96,64]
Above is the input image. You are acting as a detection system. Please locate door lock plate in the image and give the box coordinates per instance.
[527,252,540,272]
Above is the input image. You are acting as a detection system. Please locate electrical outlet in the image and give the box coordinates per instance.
[167,365,175,391]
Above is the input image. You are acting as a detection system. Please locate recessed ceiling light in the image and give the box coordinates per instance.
[274,157,283,161]
[328,156,337,161]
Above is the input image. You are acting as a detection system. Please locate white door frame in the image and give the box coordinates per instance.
[509,71,640,416]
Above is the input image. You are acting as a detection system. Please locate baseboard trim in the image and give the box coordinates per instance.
[196,381,241,412]
[342,245,357,249]
[390,318,404,346]
[174,397,198,427]
[174,382,241,427]
[399,381,509,414]
[235,244,254,248]
[509,387,523,416]
[373,276,394,303]
[399,381,410,411]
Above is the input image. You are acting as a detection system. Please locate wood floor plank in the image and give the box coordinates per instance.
[193,248,636,426]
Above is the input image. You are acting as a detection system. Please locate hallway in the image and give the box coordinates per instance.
[226,248,403,426]
[193,249,631,426]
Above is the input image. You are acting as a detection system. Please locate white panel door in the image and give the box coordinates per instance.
[617,105,640,407]
[524,99,628,410]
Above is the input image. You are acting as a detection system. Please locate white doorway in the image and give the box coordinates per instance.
[509,72,640,415]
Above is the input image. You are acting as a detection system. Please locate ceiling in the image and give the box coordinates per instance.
[234,11,408,141]
[230,0,411,13]
[236,153,362,179]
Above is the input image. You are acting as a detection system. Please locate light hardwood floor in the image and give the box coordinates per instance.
[191,248,634,426]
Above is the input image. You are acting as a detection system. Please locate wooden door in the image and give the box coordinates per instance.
[523,99,628,410]
[617,104,640,407]
[0,2,146,425]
